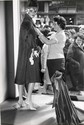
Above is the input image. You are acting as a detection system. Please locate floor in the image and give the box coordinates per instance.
[1,90,84,125]
[1,93,56,125]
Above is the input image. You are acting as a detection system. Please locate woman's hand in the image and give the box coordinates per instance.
[34,27,44,43]
[34,27,42,36]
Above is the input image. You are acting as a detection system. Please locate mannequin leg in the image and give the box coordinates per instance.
[18,85,24,104]
[14,85,24,109]
[25,83,36,110]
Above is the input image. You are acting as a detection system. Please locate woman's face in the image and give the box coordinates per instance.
[66,34,70,40]
[53,21,59,31]
[79,28,84,35]
[75,36,83,46]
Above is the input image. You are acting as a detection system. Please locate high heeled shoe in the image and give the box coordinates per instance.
[13,102,23,109]
[21,101,37,111]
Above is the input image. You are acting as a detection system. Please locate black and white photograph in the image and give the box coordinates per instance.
[0,0,84,125]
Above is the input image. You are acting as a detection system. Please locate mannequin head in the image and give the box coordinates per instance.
[25,0,38,18]
[25,7,37,18]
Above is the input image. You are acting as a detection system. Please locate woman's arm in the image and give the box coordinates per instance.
[34,27,58,45]
[39,34,58,45]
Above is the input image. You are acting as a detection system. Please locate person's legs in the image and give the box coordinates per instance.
[41,45,48,73]
[41,52,46,72]
[14,85,24,108]
[18,85,24,104]
[23,84,28,99]
[26,83,35,102]
[25,83,36,110]
[42,67,52,94]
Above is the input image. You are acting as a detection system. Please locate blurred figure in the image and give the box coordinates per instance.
[69,29,76,43]
[41,44,48,72]
[63,30,73,89]
[79,26,84,35]
[35,20,41,28]
[41,44,52,94]
[40,26,52,94]
[63,30,71,60]
[79,27,84,49]
[66,32,84,91]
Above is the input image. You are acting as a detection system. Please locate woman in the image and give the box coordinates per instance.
[66,32,84,91]
[35,15,66,105]
[35,15,66,79]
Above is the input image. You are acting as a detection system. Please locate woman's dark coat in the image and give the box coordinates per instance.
[66,41,84,90]
[15,14,41,85]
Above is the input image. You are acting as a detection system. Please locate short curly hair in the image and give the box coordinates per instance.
[53,15,66,30]
[74,32,84,42]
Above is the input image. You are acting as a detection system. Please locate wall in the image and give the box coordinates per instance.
[5,1,15,99]
[0,1,7,103]
[13,0,20,97]
[0,1,15,103]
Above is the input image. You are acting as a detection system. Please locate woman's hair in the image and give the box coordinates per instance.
[70,29,76,36]
[74,32,84,42]
[65,30,71,37]
[53,15,66,30]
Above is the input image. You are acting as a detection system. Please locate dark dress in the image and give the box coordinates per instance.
[15,14,41,85]
[66,41,84,90]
